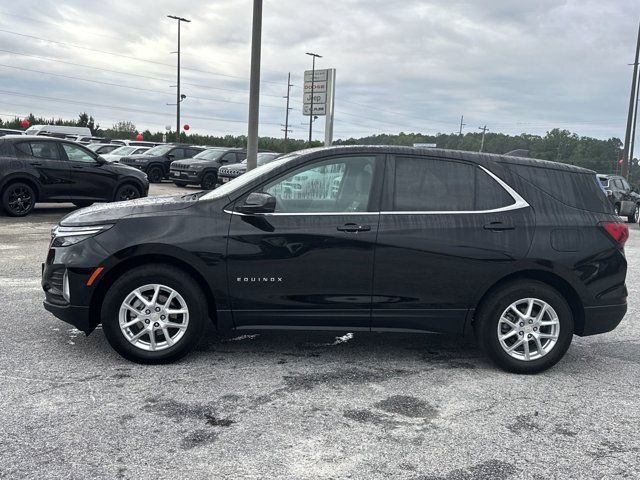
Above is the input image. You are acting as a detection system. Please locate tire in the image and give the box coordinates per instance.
[101,264,207,364]
[2,182,36,217]
[475,280,574,374]
[73,201,94,208]
[173,181,188,187]
[147,166,164,183]
[114,184,141,202]
[628,205,639,224]
[201,172,217,190]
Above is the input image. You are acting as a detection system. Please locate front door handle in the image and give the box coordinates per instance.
[483,221,515,231]
[337,223,371,233]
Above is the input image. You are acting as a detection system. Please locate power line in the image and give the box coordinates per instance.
[0,64,285,109]
[0,89,283,126]
[0,28,283,85]
[0,48,285,98]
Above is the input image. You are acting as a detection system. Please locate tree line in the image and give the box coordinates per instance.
[1,112,636,183]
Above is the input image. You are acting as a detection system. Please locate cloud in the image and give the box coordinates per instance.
[0,0,637,141]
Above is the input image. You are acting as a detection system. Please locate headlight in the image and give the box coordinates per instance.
[51,224,114,247]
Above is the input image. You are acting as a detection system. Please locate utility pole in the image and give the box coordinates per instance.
[629,68,640,174]
[458,115,466,135]
[478,125,489,152]
[246,0,262,171]
[282,72,293,152]
[622,20,640,178]
[306,52,322,145]
[168,15,190,142]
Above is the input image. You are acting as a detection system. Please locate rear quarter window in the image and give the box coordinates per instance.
[509,164,611,213]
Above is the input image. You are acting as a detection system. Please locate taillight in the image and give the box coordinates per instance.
[600,222,629,247]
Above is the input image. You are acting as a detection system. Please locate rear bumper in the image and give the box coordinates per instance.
[579,303,627,336]
[43,301,92,334]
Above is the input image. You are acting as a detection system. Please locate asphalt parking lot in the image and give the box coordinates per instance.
[1,183,639,480]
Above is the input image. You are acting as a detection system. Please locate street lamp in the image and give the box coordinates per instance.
[306,52,322,144]
[168,15,191,142]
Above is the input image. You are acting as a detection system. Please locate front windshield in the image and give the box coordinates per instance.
[192,148,226,160]
[108,146,136,156]
[145,145,174,156]
[257,153,279,165]
[201,152,300,200]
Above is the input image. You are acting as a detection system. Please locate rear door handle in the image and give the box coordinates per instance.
[483,221,515,231]
[337,223,371,233]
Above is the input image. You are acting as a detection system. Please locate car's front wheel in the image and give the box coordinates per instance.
[101,264,207,363]
[201,172,217,190]
[475,280,574,374]
[147,166,164,183]
[2,182,36,217]
[114,184,141,202]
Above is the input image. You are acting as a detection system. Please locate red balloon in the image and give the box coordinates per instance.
[20,119,29,128]
[136,133,143,141]
[183,124,190,131]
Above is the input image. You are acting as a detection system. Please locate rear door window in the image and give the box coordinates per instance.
[392,156,514,212]
[16,142,61,160]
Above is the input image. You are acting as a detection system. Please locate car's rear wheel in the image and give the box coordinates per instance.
[173,181,188,187]
[101,264,207,363]
[628,204,639,223]
[2,182,36,217]
[147,166,163,183]
[201,172,217,190]
[114,184,141,202]
[73,201,94,208]
[475,280,574,374]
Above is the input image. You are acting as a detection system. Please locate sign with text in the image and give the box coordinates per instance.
[303,68,333,116]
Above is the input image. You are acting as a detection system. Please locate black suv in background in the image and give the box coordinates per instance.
[120,144,205,183]
[217,152,281,186]
[170,148,246,189]
[0,135,148,216]
[43,146,628,373]
[598,174,640,223]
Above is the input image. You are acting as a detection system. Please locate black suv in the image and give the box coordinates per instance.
[120,144,205,183]
[42,146,628,373]
[0,135,148,216]
[597,174,640,223]
[170,147,246,189]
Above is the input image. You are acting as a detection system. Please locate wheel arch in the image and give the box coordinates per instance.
[470,269,585,336]
[0,174,42,201]
[89,253,219,332]
[112,178,145,200]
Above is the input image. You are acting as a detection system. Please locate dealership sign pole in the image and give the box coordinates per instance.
[303,67,336,146]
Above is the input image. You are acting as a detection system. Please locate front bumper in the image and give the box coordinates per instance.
[170,170,202,183]
[43,301,92,334]
[579,303,627,336]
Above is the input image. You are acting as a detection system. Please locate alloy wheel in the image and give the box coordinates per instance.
[118,284,189,352]
[497,298,560,361]
[118,186,140,201]
[7,186,33,215]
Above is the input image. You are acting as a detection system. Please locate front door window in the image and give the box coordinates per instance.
[259,156,376,213]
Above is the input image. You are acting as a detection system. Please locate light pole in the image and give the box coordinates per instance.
[168,15,190,142]
[306,52,322,144]
[246,0,262,171]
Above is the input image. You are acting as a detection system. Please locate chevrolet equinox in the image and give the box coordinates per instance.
[42,146,628,373]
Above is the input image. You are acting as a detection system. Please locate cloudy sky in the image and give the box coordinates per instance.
[0,0,638,141]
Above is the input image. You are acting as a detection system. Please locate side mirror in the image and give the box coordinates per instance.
[96,155,107,165]
[167,154,175,160]
[236,192,276,214]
